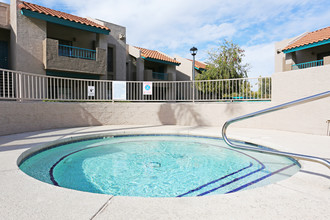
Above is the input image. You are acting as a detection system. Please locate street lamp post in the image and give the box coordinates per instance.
[190,46,198,102]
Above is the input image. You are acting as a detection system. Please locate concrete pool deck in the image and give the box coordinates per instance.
[0,125,329,219]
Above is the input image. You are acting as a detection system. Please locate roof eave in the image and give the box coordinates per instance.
[21,9,110,35]
[283,38,330,54]
[142,57,181,66]
[195,67,206,71]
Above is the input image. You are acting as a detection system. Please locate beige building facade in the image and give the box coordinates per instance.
[175,55,207,81]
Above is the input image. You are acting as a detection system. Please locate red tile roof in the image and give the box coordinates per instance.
[187,59,207,70]
[19,1,110,31]
[283,26,330,51]
[135,47,181,65]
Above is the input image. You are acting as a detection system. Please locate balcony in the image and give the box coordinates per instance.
[43,38,106,76]
[58,44,96,60]
[292,59,323,70]
[144,69,171,81]
[152,72,169,80]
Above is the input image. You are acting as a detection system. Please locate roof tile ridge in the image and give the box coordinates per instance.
[287,32,309,45]
[19,1,110,31]
[310,26,330,34]
[156,50,176,60]
[187,58,206,65]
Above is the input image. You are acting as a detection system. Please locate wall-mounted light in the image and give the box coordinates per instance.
[119,33,126,40]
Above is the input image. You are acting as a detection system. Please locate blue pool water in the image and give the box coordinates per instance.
[19,135,300,197]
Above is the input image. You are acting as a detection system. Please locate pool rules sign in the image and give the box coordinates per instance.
[143,82,152,95]
[88,86,95,97]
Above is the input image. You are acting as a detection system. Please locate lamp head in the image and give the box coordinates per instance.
[190,47,198,56]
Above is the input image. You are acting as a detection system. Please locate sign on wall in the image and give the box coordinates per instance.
[113,81,127,100]
[143,82,152,95]
[88,86,95,97]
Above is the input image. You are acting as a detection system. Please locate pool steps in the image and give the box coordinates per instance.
[177,162,296,197]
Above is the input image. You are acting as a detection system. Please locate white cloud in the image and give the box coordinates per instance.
[243,43,275,78]
[195,23,236,43]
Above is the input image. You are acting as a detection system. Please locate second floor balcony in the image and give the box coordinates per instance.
[144,69,173,81]
[43,38,106,76]
[292,59,324,70]
[152,72,169,80]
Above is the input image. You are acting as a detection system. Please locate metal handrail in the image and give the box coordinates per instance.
[222,91,330,169]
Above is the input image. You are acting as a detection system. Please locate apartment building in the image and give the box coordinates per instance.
[275,26,330,72]
[0,0,126,80]
[1,1,209,84]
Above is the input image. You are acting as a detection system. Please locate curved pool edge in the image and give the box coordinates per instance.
[1,125,329,219]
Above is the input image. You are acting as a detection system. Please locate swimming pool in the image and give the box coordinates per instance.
[19,135,300,197]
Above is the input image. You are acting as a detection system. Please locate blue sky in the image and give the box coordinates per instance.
[5,0,330,77]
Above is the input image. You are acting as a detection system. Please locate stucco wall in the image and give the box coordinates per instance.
[274,37,297,73]
[0,97,328,136]
[10,1,46,75]
[0,2,10,29]
[272,64,330,102]
[96,20,127,81]
[127,45,145,81]
[0,101,274,136]
[166,65,177,81]
[175,56,192,81]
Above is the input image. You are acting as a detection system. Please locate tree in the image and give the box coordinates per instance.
[195,40,250,99]
[196,40,249,80]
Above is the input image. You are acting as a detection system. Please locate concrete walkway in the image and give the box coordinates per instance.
[0,125,329,220]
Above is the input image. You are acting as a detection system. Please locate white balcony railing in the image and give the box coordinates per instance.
[0,68,271,102]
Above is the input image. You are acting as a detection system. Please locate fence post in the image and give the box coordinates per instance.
[193,80,195,102]
[111,81,114,103]
[18,72,23,102]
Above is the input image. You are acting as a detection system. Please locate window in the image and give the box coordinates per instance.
[107,47,114,72]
